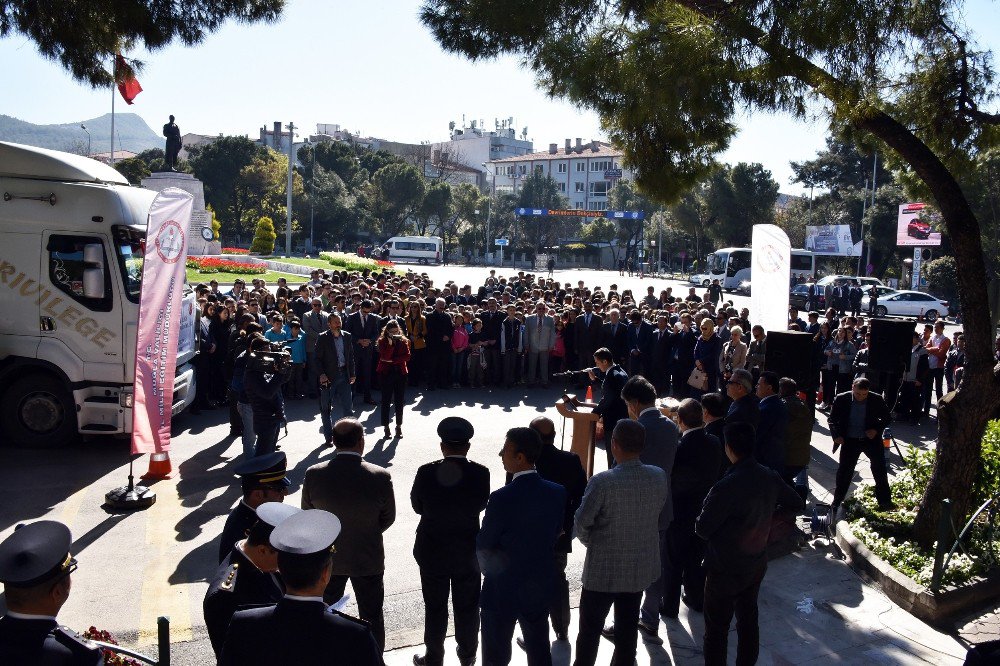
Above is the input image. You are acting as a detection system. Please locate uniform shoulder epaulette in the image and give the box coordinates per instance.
[329,609,370,628]
[220,562,239,591]
[51,625,101,657]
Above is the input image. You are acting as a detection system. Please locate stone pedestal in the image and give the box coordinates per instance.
[140,172,221,255]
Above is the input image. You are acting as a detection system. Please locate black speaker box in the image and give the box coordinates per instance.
[869,319,915,373]
[764,331,814,389]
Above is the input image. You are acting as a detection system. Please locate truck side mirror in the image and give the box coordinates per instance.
[82,243,105,299]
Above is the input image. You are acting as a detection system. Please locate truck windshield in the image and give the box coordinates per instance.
[113,225,144,303]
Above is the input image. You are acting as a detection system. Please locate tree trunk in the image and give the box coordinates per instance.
[857,111,1000,546]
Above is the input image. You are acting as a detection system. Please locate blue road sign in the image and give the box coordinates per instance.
[604,169,623,179]
[606,210,645,220]
[494,238,509,246]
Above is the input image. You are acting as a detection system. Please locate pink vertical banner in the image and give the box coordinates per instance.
[131,188,194,454]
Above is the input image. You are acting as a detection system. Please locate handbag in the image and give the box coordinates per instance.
[687,367,708,391]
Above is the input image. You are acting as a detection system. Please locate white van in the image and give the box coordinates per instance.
[382,236,442,264]
[0,141,197,448]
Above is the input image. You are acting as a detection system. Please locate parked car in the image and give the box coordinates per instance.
[690,273,712,287]
[860,286,899,311]
[872,290,949,321]
[737,280,751,296]
[789,283,825,311]
[816,275,884,289]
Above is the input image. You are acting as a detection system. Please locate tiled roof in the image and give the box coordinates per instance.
[491,141,622,163]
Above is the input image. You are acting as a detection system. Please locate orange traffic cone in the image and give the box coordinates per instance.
[585,385,594,402]
[141,451,173,480]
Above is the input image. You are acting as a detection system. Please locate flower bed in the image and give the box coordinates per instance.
[844,421,1000,589]
[221,247,249,255]
[187,257,266,275]
[319,251,394,272]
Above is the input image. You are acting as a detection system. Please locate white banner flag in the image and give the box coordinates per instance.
[751,224,791,335]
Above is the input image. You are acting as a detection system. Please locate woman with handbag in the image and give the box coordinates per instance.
[376,320,410,438]
[692,318,723,396]
[721,325,748,386]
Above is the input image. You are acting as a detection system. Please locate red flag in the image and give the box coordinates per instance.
[115,54,143,105]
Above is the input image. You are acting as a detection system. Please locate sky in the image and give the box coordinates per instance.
[1,0,996,197]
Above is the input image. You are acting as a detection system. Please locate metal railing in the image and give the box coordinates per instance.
[931,497,1000,591]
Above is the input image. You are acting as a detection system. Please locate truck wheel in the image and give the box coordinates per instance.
[1,374,78,449]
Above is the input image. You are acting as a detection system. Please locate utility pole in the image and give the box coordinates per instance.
[308,141,316,253]
[285,122,296,257]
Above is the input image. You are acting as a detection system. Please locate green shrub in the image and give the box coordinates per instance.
[250,217,276,255]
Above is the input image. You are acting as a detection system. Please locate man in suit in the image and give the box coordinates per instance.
[426,297,454,390]
[574,420,669,665]
[301,418,396,651]
[651,314,675,396]
[725,369,760,429]
[600,308,629,366]
[524,416,587,642]
[478,427,565,666]
[588,347,630,469]
[626,309,656,378]
[606,376,678,643]
[411,418,491,666]
[702,392,727,445]
[205,503,298,657]
[218,452,291,563]
[315,313,357,447]
[302,298,329,399]
[754,371,789,473]
[828,377,894,515]
[479,297,505,385]
[220,510,382,665]
[0,521,102,665]
[696,423,804,666]
[524,300,556,387]
[574,300,603,372]
[662,398,724,617]
[379,299,408,336]
[345,298,380,405]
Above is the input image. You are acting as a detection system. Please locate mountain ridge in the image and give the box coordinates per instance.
[0,113,163,154]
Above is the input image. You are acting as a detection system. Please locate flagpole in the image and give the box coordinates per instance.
[111,54,116,167]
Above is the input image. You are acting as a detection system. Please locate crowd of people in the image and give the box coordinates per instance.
[1,262,980,666]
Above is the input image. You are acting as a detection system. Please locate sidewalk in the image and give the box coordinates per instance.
[385,536,969,665]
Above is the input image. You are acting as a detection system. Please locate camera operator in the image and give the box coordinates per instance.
[245,334,291,457]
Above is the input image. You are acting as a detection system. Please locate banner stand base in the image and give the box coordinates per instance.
[105,457,156,511]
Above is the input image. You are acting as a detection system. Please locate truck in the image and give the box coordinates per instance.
[0,141,197,448]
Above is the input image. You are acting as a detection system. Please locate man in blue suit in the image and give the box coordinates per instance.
[626,310,656,378]
[478,427,566,666]
[754,371,789,474]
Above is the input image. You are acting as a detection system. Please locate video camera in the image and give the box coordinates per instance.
[246,342,292,375]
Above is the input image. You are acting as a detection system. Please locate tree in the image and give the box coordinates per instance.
[299,141,363,191]
[580,217,621,264]
[791,137,891,194]
[516,171,569,253]
[1,1,284,87]
[607,180,660,259]
[359,162,425,238]
[420,0,1000,545]
[307,166,356,246]
[231,149,303,238]
[703,163,780,246]
[250,216,276,255]
[189,136,267,233]
[415,182,453,236]
[114,157,150,185]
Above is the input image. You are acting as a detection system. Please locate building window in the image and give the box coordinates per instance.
[558,183,566,192]
[518,165,527,175]
[591,160,613,172]
[575,182,585,193]
[587,201,609,211]
[557,163,567,173]
[589,181,609,197]
[574,201,584,209]
[534,165,543,174]
[576,162,585,172]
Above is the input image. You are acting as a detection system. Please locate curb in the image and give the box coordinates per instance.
[835,519,1000,626]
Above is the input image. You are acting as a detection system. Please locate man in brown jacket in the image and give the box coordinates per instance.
[302,417,396,651]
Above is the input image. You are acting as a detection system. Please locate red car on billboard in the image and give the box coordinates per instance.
[907,218,932,239]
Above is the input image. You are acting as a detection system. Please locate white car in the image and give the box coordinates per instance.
[690,273,712,287]
[860,286,899,311]
[871,290,949,322]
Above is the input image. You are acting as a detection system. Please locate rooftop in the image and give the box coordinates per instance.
[491,140,622,163]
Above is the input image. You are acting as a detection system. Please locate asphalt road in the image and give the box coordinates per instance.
[0,264,949,662]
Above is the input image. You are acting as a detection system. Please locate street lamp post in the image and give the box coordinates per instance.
[307,140,316,254]
[80,124,91,156]
[284,122,296,257]
[481,162,494,264]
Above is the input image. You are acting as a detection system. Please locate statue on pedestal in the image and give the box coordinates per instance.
[163,115,181,171]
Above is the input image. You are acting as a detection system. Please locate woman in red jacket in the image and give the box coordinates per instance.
[376,319,411,438]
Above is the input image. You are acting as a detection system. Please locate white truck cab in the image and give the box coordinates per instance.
[0,141,197,448]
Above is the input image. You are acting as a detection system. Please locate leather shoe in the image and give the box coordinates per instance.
[516,637,526,651]
[600,624,615,642]
[638,619,663,645]
[412,656,426,666]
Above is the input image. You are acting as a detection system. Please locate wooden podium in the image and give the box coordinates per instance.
[555,398,600,478]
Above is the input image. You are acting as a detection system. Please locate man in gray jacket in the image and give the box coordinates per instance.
[574,419,668,666]
[523,300,555,387]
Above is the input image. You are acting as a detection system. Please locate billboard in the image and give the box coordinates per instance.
[896,202,942,246]
[751,224,791,335]
[805,224,859,256]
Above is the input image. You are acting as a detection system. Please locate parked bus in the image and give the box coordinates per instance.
[696,247,817,289]
[381,236,442,264]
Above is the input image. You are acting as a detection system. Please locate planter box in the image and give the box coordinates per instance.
[835,520,1000,626]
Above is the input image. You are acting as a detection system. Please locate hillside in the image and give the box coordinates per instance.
[0,113,162,154]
